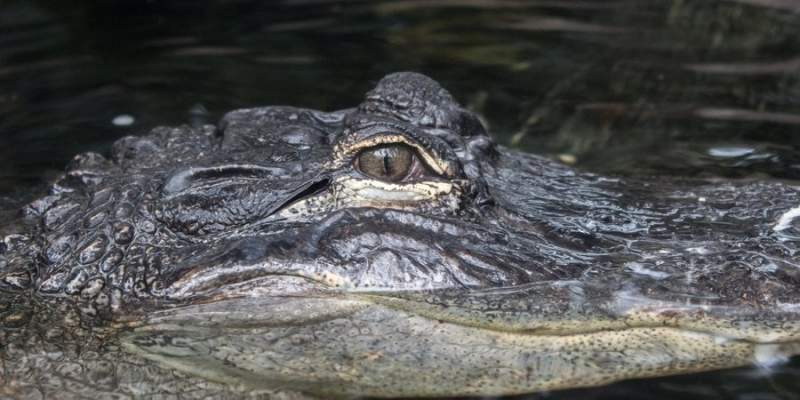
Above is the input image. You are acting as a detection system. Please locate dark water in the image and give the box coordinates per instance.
[1,0,799,399]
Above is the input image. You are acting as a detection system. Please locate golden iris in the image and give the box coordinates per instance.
[357,145,413,182]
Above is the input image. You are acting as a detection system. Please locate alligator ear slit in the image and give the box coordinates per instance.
[161,164,288,198]
[269,178,330,216]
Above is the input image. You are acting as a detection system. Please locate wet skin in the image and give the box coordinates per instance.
[1,72,799,399]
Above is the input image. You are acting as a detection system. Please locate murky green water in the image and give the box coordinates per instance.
[1,0,798,398]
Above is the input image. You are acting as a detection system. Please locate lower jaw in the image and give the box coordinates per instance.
[122,295,800,398]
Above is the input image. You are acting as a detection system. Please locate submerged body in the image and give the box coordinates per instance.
[1,72,799,399]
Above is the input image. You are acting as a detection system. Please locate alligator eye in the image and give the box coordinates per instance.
[357,144,413,182]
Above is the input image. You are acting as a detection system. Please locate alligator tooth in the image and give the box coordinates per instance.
[753,343,790,367]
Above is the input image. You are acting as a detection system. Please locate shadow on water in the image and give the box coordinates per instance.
[0,0,798,399]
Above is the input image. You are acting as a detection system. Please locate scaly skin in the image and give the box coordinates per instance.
[1,72,799,399]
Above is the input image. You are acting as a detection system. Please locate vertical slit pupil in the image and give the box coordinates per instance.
[383,152,390,175]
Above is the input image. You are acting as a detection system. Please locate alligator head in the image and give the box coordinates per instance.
[1,72,799,398]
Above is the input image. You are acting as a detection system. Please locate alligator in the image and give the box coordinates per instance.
[1,72,799,399]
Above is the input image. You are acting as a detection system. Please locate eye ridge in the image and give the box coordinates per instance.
[356,143,420,182]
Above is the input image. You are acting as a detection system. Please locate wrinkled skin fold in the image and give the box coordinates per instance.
[1,72,799,399]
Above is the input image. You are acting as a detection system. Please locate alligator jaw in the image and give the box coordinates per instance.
[123,281,800,398]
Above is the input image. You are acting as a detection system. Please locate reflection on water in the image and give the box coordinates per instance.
[1,0,798,193]
[0,0,798,399]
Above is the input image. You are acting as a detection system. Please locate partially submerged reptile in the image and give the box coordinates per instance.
[1,72,798,399]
